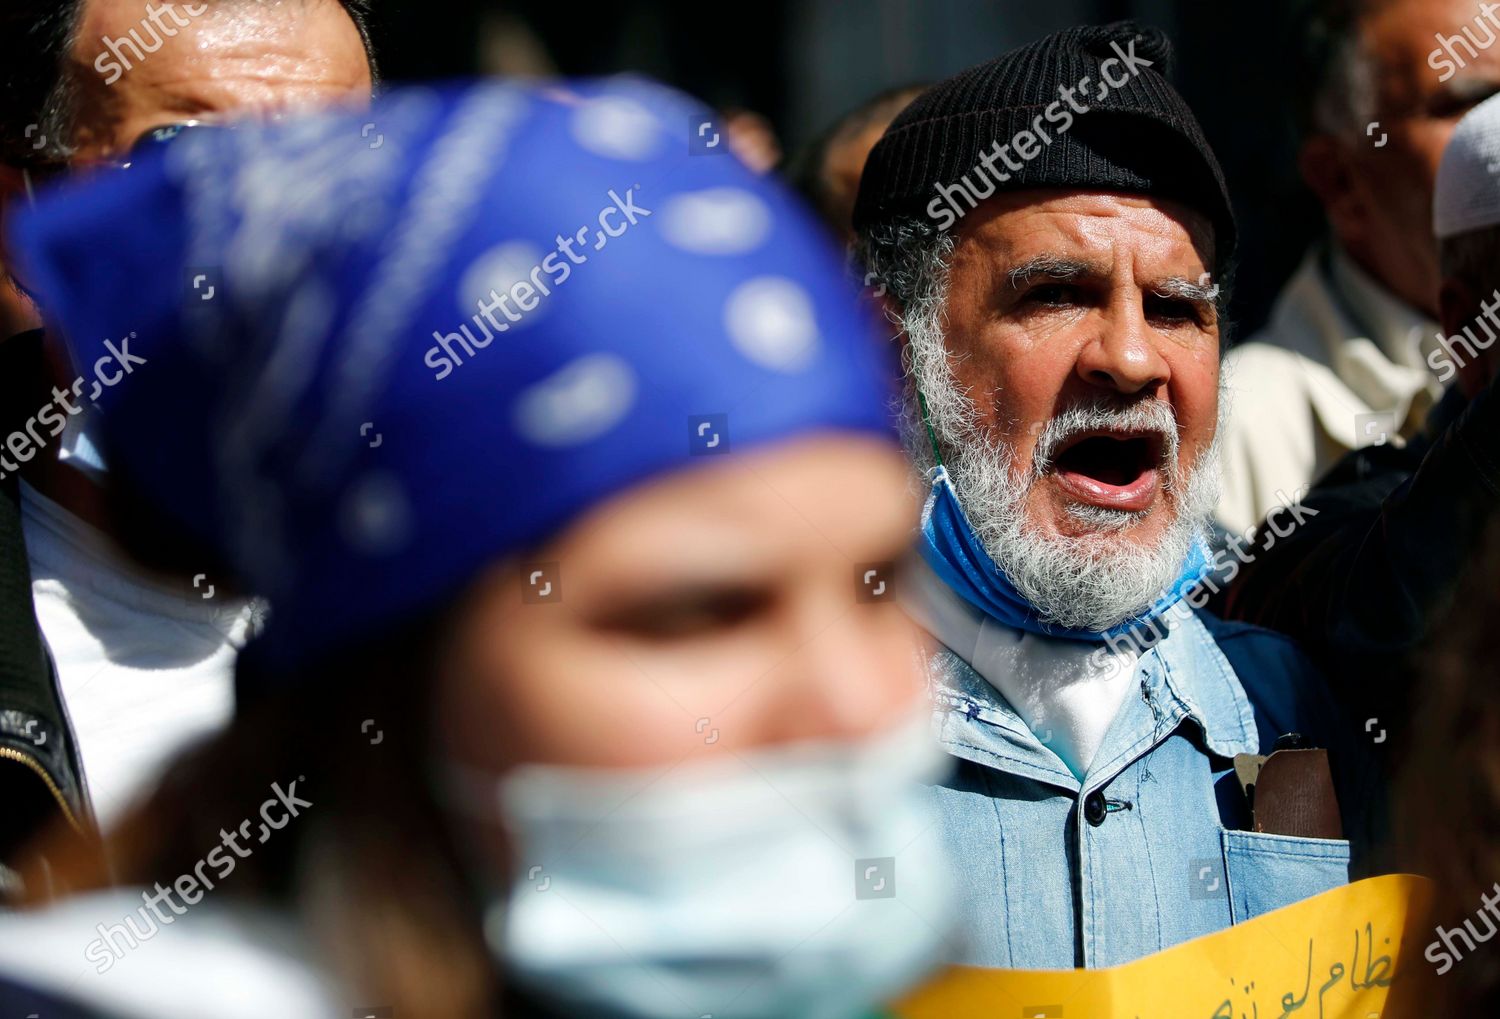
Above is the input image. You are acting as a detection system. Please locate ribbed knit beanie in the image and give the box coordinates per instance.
[852,21,1235,266]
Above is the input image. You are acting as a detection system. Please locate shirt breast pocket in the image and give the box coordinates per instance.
[1221,828,1351,924]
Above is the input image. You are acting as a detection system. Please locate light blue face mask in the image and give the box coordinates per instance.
[914,393,1209,643]
[442,713,956,1019]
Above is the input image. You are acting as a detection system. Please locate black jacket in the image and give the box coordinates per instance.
[1212,376,1500,757]
[0,331,92,872]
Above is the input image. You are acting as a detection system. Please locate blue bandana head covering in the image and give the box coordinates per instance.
[11,80,896,674]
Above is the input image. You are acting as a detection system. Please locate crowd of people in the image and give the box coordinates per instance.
[0,1,1497,1017]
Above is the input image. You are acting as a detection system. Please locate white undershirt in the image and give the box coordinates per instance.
[20,482,253,830]
[0,889,335,1019]
[905,557,1139,778]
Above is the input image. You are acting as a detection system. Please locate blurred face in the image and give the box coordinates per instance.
[1302,0,1500,315]
[67,0,372,165]
[1437,237,1500,400]
[434,435,926,774]
[911,191,1222,630]
[822,120,891,244]
[0,0,373,486]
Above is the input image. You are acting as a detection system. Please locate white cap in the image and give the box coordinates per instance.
[1435,91,1500,239]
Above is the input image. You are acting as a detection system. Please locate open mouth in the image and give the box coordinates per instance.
[1048,430,1166,512]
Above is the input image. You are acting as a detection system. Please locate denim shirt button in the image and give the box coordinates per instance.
[1083,790,1107,826]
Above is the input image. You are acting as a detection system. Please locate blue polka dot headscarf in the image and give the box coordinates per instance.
[11,80,897,673]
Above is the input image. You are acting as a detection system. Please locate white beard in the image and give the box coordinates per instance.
[902,316,1221,633]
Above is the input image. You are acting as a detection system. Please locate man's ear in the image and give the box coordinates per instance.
[1299,135,1366,249]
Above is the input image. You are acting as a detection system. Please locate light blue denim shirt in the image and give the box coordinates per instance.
[919,601,1383,969]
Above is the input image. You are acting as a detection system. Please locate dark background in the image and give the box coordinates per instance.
[368,0,1317,341]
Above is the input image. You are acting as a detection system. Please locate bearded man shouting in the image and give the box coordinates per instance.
[855,22,1382,969]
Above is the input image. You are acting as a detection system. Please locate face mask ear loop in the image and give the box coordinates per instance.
[916,389,945,470]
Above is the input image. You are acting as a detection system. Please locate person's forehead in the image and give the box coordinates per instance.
[551,437,913,567]
[954,191,1215,274]
[73,0,370,106]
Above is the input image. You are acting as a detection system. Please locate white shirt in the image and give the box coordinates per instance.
[0,890,335,1019]
[20,482,252,830]
[1217,242,1443,535]
[903,557,1140,778]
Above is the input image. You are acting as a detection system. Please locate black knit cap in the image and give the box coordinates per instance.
[852,21,1236,266]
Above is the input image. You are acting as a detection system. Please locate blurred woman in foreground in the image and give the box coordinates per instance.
[0,80,952,1019]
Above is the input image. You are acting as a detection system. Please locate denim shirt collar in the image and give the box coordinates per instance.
[923,602,1260,795]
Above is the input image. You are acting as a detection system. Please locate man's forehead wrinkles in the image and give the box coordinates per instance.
[115,65,370,122]
[132,45,353,80]
[962,212,1213,292]
[988,221,1187,259]
[138,68,359,95]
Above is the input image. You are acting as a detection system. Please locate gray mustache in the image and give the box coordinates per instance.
[1030,398,1180,484]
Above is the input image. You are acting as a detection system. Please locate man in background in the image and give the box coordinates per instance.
[794,84,926,247]
[1218,91,1500,759]
[855,22,1379,968]
[0,0,375,851]
[1217,0,1500,535]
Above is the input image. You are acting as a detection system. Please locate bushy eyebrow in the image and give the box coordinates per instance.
[1008,255,1218,303]
[1004,254,1222,319]
[1151,275,1216,302]
[1005,255,1107,289]
[1150,276,1221,318]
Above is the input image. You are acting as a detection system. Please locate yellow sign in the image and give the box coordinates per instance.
[894,875,1433,1019]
